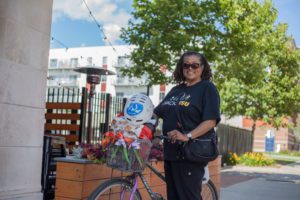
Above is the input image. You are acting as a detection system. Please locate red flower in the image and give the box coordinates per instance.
[124,137,134,145]
[102,138,110,147]
[116,132,123,139]
[105,131,115,138]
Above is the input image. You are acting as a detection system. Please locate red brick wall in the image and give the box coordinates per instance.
[242,117,296,152]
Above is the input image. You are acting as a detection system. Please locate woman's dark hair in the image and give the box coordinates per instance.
[173,51,212,83]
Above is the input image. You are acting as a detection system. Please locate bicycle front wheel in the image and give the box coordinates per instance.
[201,179,218,200]
[88,178,142,200]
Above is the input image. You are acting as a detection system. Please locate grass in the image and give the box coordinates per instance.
[278,150,300,157]
[225,152,300,167]
[266,152,300,161]
[274,159,296,165]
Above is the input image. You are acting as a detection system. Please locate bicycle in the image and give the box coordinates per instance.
[88,136,218,200]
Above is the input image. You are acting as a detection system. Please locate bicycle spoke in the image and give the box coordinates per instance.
[90,179,142,200]
[201,180,218,200]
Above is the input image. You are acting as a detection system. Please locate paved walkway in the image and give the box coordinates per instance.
[220,161,300,200]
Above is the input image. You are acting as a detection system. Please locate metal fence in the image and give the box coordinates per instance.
[45,87,126,142]
[216,123,253,164]
[45,88,254,162]
[47,87,82,103]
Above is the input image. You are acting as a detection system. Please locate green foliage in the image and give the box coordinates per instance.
[225,152,240,165]
[121,0,300,129]
[239,152,275,166]
[226,152,275,166]
[292,117,300,141]
[278,150,300,157]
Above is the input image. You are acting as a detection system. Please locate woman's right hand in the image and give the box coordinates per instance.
[167,130,189,143]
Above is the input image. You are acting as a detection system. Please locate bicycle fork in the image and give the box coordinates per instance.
[122,174,139,200]
[139,172,165,200]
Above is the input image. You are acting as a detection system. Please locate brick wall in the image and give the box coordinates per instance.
[242,117,299,152]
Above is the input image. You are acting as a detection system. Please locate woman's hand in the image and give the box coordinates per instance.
[167,130,189,143]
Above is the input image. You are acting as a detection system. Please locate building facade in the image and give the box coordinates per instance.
[243,118,300,152]
[48,45,172,106]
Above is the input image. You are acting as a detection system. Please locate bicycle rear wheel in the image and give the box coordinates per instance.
[201,179,218,200]
[88,178,142,200]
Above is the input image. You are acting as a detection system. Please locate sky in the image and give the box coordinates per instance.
[50,0,300,49]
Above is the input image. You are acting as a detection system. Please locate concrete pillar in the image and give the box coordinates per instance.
[0,0,53,199]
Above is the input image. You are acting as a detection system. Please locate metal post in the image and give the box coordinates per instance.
[79,87,87,143]
[104,93,111,136]
[146,84,150,96]
[73,67,115,143]
[87,82,96,143]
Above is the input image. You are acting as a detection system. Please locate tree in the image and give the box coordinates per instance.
[121,0,300,137]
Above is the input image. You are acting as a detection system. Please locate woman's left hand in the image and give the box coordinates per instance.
[167,130,188,143]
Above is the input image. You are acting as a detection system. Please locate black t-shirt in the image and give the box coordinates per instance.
[154,80,221,161]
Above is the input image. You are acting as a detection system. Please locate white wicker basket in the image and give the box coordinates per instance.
[106,139,152,172]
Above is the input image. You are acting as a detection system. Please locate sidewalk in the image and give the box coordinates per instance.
[220,161,300,200]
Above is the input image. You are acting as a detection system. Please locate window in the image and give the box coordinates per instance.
[70,58,78,67]
[50,59,58,67]
[87,57,93,66]
[69,75,77,81]
[102,56,108,65]
[117,56,126,66]
[101,76,107,82]
[116,92,124,97]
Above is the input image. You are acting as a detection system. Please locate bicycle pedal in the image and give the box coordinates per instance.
[151,193,164,200]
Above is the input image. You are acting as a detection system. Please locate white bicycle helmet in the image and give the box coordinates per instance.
[124,93,154,126]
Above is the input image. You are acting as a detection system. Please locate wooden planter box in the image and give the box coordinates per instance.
[55,156,221,200]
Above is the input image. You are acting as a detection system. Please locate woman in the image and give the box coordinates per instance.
[154,51,220,200]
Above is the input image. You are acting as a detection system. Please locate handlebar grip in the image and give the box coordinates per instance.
[154,135,169,140]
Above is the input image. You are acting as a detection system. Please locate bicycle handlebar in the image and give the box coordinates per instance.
[153,135,185,145]
[153,135,170,141]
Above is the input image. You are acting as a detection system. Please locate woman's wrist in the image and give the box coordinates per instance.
[187,132,193,140]
[183,134,189,142]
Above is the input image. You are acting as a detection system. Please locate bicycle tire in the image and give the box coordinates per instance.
[201,179,218,200]
[88,178,142,200]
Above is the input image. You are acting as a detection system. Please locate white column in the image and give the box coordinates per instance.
[0,0,53,199]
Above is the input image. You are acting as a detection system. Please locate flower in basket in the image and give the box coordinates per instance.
[104,92,156,169]
[104,129,148,167]
[112,133,134,165]
[102,131,115,147]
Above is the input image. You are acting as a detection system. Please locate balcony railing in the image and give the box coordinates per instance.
[49,60,80,69]
[47,80,79,87]
[112,78,146,86]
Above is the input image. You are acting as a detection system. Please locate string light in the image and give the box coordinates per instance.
[51,36,69,51]
[82,0,119,55]
[48,1,137,88]
[50,0,134,58]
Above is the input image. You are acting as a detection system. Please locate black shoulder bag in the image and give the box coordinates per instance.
[175,106,219,163]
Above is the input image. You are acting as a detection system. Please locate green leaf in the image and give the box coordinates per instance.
[111,146,120,161]
[134,149,143,166]
[123,148,130,165]
[121,0,300,130]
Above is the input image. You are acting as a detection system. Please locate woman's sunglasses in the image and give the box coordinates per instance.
[183,63,201,69]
